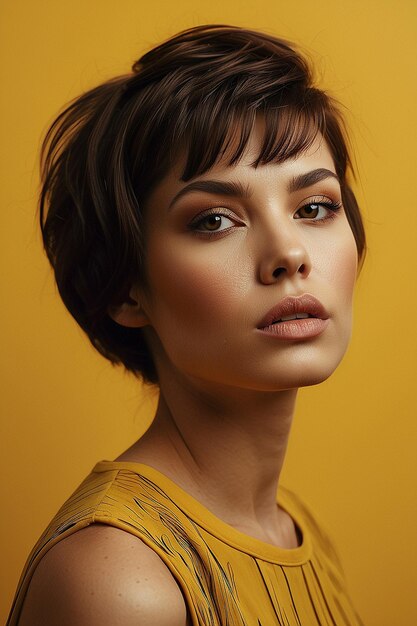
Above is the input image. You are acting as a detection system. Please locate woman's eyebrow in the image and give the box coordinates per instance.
[168,168,340,210]
[168,180,250,209]
[288,168,340,193]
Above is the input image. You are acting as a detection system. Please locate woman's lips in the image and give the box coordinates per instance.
[256,294,330,340]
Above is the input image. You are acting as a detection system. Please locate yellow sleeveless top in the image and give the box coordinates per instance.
[7,461,364,625]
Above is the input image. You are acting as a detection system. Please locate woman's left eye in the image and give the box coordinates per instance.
[295,198,342,221]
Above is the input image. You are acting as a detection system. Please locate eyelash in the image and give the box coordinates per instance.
[188,198,343,236]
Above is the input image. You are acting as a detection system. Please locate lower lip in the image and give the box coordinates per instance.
[257,318,329,340]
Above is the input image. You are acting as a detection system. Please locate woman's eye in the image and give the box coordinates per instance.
[191,213,235,232]
[295,199,342,221]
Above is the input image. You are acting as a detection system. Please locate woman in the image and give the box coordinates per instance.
[8,24,366,626]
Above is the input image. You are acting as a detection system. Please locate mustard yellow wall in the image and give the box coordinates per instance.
[1,1,416,624]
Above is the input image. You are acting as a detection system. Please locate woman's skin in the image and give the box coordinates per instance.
[111,125,358,550]
[18,125,359,626]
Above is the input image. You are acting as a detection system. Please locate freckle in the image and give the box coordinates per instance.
[136,580,140,583]
[90,591,95,595]
[104,555,108,559]
[118,593,122,597]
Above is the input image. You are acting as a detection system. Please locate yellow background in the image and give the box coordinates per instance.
[1,1,416,624]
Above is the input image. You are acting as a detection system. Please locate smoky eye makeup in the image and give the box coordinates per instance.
[169,175,344,235]
[188,206,237,226]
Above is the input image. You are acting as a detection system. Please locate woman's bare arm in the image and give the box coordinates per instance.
[18,525,189,626]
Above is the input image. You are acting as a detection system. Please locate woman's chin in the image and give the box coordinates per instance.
[242,355,347,392]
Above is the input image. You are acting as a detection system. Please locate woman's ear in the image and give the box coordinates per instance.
[107,287,151,328]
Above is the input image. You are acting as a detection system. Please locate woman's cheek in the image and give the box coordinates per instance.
[333,233,359,304]
[146,237,241,328]
[312,226,358,298]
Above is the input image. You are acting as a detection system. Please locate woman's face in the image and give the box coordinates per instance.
[135,129,358,392]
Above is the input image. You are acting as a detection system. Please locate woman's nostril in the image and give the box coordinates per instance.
[272,263,306,279]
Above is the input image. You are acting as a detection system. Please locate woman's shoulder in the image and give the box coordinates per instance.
[17,524,189,626]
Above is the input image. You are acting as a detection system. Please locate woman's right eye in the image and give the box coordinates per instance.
[189,212,235,233]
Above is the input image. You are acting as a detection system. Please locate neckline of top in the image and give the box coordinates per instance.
[93,459,312,565]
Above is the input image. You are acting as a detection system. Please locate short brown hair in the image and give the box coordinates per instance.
[40,24,366,384]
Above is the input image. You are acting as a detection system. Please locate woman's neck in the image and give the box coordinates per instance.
[117,370,299,543]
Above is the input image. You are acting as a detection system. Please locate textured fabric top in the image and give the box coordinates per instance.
[7,460,364,625]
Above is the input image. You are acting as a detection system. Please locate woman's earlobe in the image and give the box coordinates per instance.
[107,293,150,328]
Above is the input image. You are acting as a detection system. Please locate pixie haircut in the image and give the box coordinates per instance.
[40,24,366,384]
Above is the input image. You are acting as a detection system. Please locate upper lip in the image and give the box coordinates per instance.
[257,294,329,329]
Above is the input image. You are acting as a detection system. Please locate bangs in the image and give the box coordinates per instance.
[171,90,327,181]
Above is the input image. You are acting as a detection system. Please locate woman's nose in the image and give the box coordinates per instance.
[258,222,312,285]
